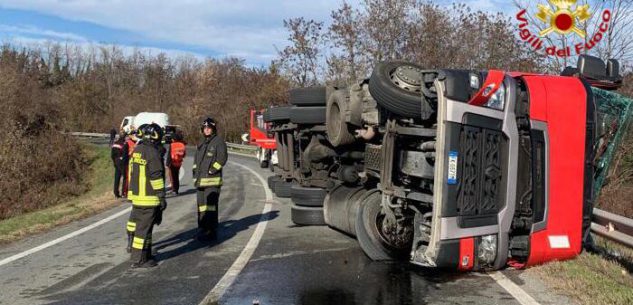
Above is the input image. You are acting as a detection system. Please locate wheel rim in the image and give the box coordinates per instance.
[372,211,411,252]
[363,195,412,254]
[390,65,423,93]
[330,102,342,135]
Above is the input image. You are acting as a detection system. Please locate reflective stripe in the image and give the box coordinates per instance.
[150,179,164,190]
[132,237,145,249]
[199,205,217,212]
[139,165,147,197]
[212,162,222,170]
[132,197,160,207]
[126,221,136,232]
[199,177,222,187]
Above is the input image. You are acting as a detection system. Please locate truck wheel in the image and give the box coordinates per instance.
[274,180,293,198]
[291,184,327,207]
[290,106,326,125]
[291,205,326,226]
[267,175,281,190]
[368,61,434,120]
[326,90,356,147]
[289,87,327,106]
[355,190,410,261]
[265,105,292,123]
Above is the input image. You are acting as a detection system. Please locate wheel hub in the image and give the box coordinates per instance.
[391,65,423,93]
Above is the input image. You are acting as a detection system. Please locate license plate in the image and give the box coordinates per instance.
[448,151,458,185]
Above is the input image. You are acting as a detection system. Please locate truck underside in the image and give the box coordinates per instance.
[264,55,632,271]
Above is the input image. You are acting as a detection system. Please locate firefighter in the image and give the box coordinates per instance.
[193,117,228,241]
[166,131,186,195]
[111,133,128,198]
[126,123,167,268]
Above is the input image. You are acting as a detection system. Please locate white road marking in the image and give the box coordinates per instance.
[199,160,274,305]
[0,207,132,268]
[488,271,541,305]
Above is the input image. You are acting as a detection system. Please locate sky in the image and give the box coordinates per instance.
[0,0,510,66]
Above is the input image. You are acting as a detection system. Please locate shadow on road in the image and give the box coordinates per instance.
[153,211,279,262]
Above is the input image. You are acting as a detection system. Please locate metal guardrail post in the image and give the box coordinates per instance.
[592,208,633,248]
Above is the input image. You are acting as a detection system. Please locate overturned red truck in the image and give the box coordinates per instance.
[264,55,632,271]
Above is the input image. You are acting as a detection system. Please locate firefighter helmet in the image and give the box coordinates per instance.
[201,117,217,134]
[143,123,163,144]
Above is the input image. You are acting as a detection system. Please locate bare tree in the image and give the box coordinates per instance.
[327,1,368,84]
[276,17,324,87]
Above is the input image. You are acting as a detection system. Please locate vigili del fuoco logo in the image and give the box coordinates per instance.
[516,0,612,58]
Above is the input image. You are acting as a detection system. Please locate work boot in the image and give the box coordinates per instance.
[131,250,157,268]
[130,259,157,269]
[196,229,217,242]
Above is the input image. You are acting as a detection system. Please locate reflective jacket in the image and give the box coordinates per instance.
[126,138,136,157]
[128,141,165,207]
[193,135,228,188]
[168,141,187,168]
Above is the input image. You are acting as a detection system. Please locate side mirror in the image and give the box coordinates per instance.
[577,55,606,80]
[606,59,621,81]
[576,55,623,90]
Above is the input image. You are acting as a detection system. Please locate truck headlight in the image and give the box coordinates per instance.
[483,83,505,110]
[477,234,497,266]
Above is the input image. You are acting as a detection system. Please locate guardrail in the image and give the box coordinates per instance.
[592,208,633,248]
[67,132,111,138]
[226,142,257,152]
[70,131,257,154]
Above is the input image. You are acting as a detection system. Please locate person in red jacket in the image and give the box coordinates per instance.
[124,129,138,198]
[167,131,186,195]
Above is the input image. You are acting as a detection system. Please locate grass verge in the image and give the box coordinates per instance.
[528,236,633,305]
[0,144,122,244]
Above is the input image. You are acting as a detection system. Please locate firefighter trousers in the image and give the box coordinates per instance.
[113,162,127,197]
[127,206,159,263]
[196,187,220,234]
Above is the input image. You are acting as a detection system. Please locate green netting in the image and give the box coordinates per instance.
[592,88,633,198]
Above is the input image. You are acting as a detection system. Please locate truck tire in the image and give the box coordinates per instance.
[355,190,410,261]
[291,184,327,207]
[326,90,356,147]
[368,61,434,120]
[274,180,293,198]
[289,87,327,106]
[267,175,281,190]
[290,106,326,125]
[291,205,326,226]
[265,106,292,123]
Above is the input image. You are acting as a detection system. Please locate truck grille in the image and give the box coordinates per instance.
[457,126,504,218]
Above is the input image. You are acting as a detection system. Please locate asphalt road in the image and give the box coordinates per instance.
[0,153,574,305]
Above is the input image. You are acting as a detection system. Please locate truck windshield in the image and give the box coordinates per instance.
[592,88,633,196]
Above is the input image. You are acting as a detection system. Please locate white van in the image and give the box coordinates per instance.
[133,112,169,129]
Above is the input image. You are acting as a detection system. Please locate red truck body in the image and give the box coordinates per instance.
[250,109,276,149]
